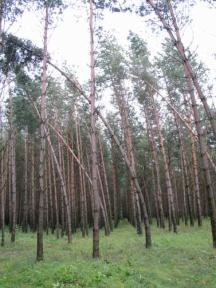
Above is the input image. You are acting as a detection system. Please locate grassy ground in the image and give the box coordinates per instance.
[1,220,216,288]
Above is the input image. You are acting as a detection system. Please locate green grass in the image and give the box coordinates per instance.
[1,220,216,288]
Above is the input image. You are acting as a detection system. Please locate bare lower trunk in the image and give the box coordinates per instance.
[144,106,165,228]
[47,148,54,233]
[22,128,28,232]
[89,0,100,258]
[184,69,216,247]
[9,92,17,243]
[98,136,113,231]
[151,94,177,233]
[75,117,87,237]
[51,152,59,238]
[111,139,119,227]
[37,5,49,261]
[97,167,110,235]
[31,142,35,231]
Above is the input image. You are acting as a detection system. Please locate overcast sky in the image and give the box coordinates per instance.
[6,1,216,112]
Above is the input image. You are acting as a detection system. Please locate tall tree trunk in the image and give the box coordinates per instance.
[151,93,177,233]
[0,106,5,246]
[183,66,216,247]
[9,92,17,243]
[48,58,152,248]
[144,106,165,228]
[37,5,49,261]
[89,0,100,258]
[51,152,60,238]
[69,132,76,232]
[75,117,87,237]
[59,143,65,237]
[31,141,36,231]
[22,128,28,232]
[79,124,88,236]
[190,127,202,226]
[172,109,194,226]
[47,147,54,233]
[97,167,110,236]
[111,139,119,227]
[113,86,136,227]
[0,150,5,246]
[98,136,113,231]
[44,160,49,234]
[147,0,216,140]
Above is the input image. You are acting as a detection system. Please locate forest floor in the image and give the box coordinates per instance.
[1,220,216,288]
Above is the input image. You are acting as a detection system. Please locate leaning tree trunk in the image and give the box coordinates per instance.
[47,56,152,248]
[147,0,216,140]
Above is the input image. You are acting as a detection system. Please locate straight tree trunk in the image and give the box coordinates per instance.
[97,167,110,236]
[0,104,5,246]
[98,136,113,231]
[151,93,177,233]
[0,151,5,246]
[75,117,87,237]
[183,67,216,247]
[37,5,49,261]
[31,141,36,231]
[9,92,17,243]
[51,152,60,238]
[144,106,165,228]
[111,139,119,227]
[89,0,100,258]
[47,147,54,233]
[79,124,88,236]
[22,128,28,232]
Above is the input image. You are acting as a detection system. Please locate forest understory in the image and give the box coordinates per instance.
[1,0,216,286]
[1,220,216,288]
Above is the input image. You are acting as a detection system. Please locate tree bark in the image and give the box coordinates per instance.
[89,0,100,258]
[37,5,49,261]
[151,93,177,233]
[22,128,28,232]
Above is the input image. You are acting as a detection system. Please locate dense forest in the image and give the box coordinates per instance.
[1,0,216,287]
